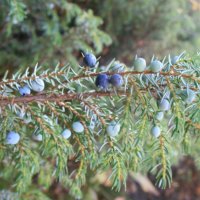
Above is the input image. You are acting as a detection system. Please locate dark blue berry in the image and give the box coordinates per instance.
[109,74,123,87]
[95,74,109,89]
[83,53,97,68]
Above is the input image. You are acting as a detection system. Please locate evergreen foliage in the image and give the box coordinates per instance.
[0,52,200,198]
[0,0,111,75]
[1,0,200,199]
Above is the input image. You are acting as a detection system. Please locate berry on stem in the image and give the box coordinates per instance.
[61,129,72,139]
[106,121,120,137]
[112,62,125,72]
[150,60,163,72]
[19,85,31,96]
[31,78,45,92]
[133,57,146,72]
[88,121,95,130]
[83,53,97,68]
[109,74,123,87]
[151,126,161,138]
[33,134,43,141]
[72,121,84,133]
[171,56,179,65]
[181,89,196,104]
[6,131,20,145]
[95,74,109,90]
[155,111,164,121]
[159,99,170,111]
[16,108,26,119]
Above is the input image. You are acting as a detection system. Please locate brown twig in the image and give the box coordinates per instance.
[0,68,199,87]
[72,70,199,83]
[0,91,128,106]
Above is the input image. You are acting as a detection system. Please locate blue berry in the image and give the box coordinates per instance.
[72,121,84,133]
[151,126,161,138]
[19,85,31,96]
[23,116,32,124]
[16,109,26,118]
[33,134,43,141]
[182,89,196,104]
[155,111,164,121]
[95,74,109,90]
[171,56,179,65]
[112,62,125,72]
[164,91,171,100]
[109,74,123,87]
[31,78,45,92]
[106,121,121,137]
[159,99,170,111]
[61,129,72,139]
[83,53,97,68]
[133,57,146,72]
[88,121,95,130]
[6,131,20,145]
[150,60,163,72]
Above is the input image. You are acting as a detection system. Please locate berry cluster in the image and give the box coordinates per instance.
[95,73,123,89]
[8,53,123,145]
[151,97,170,138]
[6,121,85,145]
[131,56,190,138]
[133,57,164,73]
[151,87,196,138]
[19,78,45,96]
[7,52,194,144]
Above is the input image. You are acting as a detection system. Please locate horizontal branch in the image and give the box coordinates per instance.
[0,67,199,88]
[72,69,200,83]
[0,91,128,106]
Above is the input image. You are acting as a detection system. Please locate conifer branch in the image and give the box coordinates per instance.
[0,91,128,106]
[1,50,200,198]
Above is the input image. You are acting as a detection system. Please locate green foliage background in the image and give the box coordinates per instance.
[90,0,200,61]
[1,0,200,75]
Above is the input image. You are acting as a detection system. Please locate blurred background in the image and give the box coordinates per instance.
[1,0,200,199]
[1,0,200,75]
